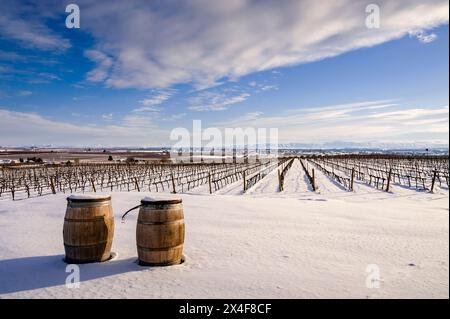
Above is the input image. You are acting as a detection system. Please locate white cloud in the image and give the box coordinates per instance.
[101,113,113,120]
[247,81,278,92]
[188,92,250,111]
[260,85,278,92]
[138,89,176,106]
[72,95,94,102]
[0,103,448,146]
[84,50,113,82]
[0,0,70,51]
[0,108,168,146]
[122,114,157,128]
[366,107,449,120]
[77,0,448,89]
[409,29,438,43]
[215,101,449,144]
[0,50,24,61]
[162,113,187,121]
[17,90,32,96]
[245,112,264,120]
[132,106,161,113]
[2,1,447,89]
[298,101,399,120]
[0,65,61,84]
[36,72,60,81]
[132,89,176,112]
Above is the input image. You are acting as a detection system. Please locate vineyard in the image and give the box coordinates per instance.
[305,154,449,192]
[0,155,448,200]
[0,159,287,200]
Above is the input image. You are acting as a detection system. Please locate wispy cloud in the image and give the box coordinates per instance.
[1,102,448,146]
[0,108,168,146]
[215,101,449,144]
[0,50,25,61]
[132,106,162,113]
[72,95,95,102]
[245,112,264,120]
[139,89,176,106]
[260,85,278,92]
[188,92,250,111]
[0,64,61,84]
[101,113,113,120]
[248,81,278,92]
[409,29,438,43]
[84,50,113,82]
[162,113,186,121]
[365,107,449,120]
[73,0,448,89]
[17,90,32,96]
[1,1,447,90]
[132,89,177,112]
[0,0,70,51]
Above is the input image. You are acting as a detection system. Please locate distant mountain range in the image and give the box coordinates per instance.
[277,141,449,150]
[1,141,448,151]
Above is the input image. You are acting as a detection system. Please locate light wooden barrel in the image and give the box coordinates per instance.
[63,195,114,264]
[136,197,184,266]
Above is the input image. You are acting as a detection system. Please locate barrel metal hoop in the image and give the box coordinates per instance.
[137,219,184,225]
[138,259,183,267]
[64,216,113,222]
[137,244,184,252]
[67,196,111,203]
[68,202,111,208]
[64,241,110,248]
[141,199,182,205]
[140,203,183,210]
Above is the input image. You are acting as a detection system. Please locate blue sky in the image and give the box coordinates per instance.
[0,0,448,147]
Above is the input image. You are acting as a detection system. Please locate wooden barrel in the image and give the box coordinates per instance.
[63,195,114,263]
[136,197,185,266]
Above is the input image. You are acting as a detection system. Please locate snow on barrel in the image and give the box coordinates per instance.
[63,194,115,263]
[136,196,185,266]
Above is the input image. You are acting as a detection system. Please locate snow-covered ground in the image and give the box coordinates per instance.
[0,162,448,299]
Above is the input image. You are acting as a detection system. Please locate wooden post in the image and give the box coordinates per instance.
[50,177,56,194]
[208,172,212,194]
[350,168,355,191]
[243,170,246,192]
[134,177,141,192]
[312,168,316,191]
[430,170,437,193]
[91,179,97,193]
[278,169,282,192]
[171,173,176,193]
[386,169,392,192]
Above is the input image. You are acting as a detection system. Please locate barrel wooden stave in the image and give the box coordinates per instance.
[63,198,114,263]
[136,201,184,266]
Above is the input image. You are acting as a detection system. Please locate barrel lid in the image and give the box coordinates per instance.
[67,194,111,202]
[141,195,182,205]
